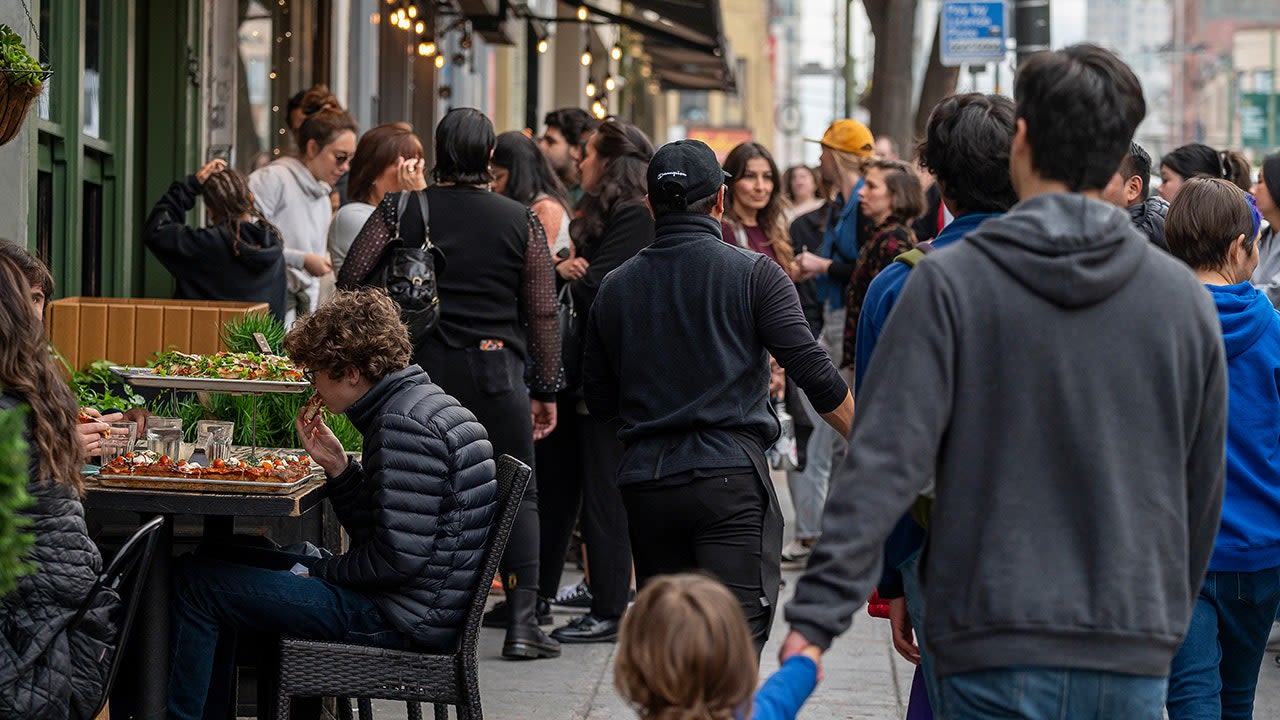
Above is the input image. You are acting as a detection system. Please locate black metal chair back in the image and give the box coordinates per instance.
[68,514,166,720]
[275,454,531,720]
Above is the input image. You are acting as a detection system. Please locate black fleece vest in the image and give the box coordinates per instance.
[593,213,779,484]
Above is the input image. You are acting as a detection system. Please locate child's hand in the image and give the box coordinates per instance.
[196,158,228,185]
[779,629,825,682]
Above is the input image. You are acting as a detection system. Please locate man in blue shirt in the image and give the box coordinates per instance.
[853,92,1019,711]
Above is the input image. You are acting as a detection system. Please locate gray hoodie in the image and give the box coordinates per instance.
[248,157,333,315]
[786,193,1226,678]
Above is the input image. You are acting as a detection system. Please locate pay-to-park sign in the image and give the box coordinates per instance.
[941,1,1008,68]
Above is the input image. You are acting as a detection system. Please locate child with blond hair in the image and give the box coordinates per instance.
[615,574,821,720]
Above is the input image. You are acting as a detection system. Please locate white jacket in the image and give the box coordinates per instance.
[249,158,333,316]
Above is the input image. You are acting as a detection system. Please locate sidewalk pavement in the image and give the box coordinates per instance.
[348,471,1280,719]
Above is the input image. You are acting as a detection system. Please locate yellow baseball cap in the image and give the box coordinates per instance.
[806,119,874,157]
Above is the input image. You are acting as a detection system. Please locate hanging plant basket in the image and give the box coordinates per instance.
[0,23,50,147]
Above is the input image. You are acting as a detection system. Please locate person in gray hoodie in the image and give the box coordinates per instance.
[780,44,1228,719]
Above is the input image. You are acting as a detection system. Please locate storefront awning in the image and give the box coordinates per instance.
[579,0,735,92]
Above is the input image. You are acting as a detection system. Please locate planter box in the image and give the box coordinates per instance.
[45,297,271,371]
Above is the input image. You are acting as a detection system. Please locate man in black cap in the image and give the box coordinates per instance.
[581,139,853,652]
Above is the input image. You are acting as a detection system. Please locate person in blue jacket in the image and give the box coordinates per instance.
[614,573,820,720]
[854,92,1019,713]
[1164,177,1280,720]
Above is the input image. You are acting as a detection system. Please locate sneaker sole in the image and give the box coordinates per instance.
[550,631,618,644]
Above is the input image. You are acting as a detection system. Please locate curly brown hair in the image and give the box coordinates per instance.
[615,574,757,720]
[0,254,84,494]
[282,289,412,382]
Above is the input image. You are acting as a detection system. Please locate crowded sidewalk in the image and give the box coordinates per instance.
[348,472,1280,719]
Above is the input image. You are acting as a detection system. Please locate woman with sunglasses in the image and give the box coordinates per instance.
[249,94,357,323]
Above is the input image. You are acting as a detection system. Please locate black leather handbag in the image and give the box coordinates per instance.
[368,191,445,347]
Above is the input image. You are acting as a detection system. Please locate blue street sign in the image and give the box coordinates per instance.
[941,1,1007,67]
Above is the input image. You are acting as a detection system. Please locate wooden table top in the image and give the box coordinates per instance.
[82,476,327,517]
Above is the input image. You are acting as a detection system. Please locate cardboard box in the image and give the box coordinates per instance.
[46,297,271,371]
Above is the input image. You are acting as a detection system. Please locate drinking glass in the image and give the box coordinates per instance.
[146,417,184,460]
[100,422,137,465]
[196,420,235,462]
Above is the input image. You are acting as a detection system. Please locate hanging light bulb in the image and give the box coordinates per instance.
[401,15,413,30]
[420,40,437,56]
[610,43,622,61]
[536,38,549,54]
[415,20,425,34]
[591,100,606,119]
[604,75,616,92]
[580,48,593,66]
[585,79,597,97]
[407,4,418,18]
[577,5,589,21]
[434,53,446,68]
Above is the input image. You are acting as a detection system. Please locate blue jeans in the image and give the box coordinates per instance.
[937,667,1167,720]
[167,555,405,720]
[900,548,940,713]
[1167,566,1280,720]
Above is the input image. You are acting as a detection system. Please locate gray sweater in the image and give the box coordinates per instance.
[785,193,1227,678]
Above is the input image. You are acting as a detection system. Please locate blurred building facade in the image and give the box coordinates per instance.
[0,0,758,303]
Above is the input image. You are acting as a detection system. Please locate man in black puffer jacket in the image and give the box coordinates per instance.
[1102,141,1169,250]
[166,289,497,720]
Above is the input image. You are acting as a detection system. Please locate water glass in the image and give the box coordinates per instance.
[196,420,235,462]
[146,417,184,460]
[100,422,137,465]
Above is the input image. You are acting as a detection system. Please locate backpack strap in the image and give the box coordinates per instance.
[892,239,935,268]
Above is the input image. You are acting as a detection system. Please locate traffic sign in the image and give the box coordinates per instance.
[941,1,1007,67]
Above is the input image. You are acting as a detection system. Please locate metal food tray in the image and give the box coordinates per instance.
[109,366,310,394]
[95,471,317,495]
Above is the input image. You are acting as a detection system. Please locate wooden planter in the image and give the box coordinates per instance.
[0,69,42,147]
[45,297,271,372]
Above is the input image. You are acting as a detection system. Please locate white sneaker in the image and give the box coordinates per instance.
[781,540,813,563]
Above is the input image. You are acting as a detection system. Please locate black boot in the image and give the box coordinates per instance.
[482,595,552,629]
[502,588,561,660]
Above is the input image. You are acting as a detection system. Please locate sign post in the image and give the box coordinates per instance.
[941,1,1008,68]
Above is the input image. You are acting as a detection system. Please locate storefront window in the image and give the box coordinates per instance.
[83,0,102,138]
[237,1,273,169]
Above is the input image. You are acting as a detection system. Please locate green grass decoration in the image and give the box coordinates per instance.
[147,314,363,451]
[0,405,34,596]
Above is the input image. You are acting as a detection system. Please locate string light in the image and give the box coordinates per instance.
[407,4,418,18]
[604,75,616,92]
[580,47,592,66]
[610,43,622,61]
[434,53,445,69]
[591,100,606,118]
[577,5,588,21]
[415,20,425,33]
[585,79,597,97]
[419,40,437,56]
[536,38,549,54]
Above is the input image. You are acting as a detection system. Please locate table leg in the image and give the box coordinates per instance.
[136,513,173,719]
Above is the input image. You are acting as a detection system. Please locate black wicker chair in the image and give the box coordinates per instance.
[275,454,531,720]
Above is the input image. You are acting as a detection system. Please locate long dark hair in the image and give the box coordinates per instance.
[202,168,285,255]
[1162,143,1252,192]
[432,108,495,185]
[0,255,83,494]
[573,119,654,250]
[493,131,571,211]
[722,142,793,271]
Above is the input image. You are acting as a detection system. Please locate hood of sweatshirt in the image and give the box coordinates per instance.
[1208,282,1275,361]
[966,192,1148,309]
[276,157,332,200]
[220,221,284,272]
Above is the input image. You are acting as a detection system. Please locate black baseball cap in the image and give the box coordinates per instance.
[646,139,730,211]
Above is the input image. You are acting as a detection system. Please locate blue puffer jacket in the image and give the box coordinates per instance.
[0,393,119,720]
[308,365,497,650]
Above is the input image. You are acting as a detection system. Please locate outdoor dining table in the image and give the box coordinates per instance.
[82,474,329,720]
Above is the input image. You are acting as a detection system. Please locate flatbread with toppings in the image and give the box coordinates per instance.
[301,394,325,423]
[99,450,314,483]
[149,351,306,382]
[77,410,110,438]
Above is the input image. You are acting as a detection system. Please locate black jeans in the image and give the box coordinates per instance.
[417,340,540,593]
[537,403,632,619]
[621,471,772,652]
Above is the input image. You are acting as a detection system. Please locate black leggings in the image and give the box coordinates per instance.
[416,341,539,593]
[537,402,631,618]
